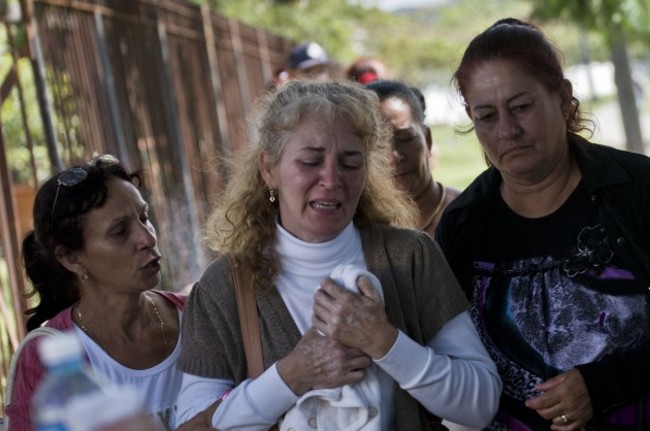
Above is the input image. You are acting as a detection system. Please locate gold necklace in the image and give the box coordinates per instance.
[420,181,446,231]
[76,292,168,345]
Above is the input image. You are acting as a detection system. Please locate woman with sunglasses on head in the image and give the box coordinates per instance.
[5,155,186,431]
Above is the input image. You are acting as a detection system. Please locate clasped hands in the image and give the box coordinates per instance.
[180,276,396,430]
[277,275,398,396]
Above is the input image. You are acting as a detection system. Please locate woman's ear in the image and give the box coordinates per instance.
[54,245,85,279]
[423,125,433,152]
[259,152,276,188]
[559,79,574,114]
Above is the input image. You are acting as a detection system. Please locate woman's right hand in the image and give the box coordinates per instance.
[276,327,372,396]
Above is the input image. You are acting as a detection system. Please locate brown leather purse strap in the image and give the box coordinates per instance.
[230,257,265,378]
[229,257,280,431]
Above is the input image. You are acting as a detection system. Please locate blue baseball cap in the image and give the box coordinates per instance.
[287,42,330,70]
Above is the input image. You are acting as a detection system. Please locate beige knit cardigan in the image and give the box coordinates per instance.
[179,225,469,430]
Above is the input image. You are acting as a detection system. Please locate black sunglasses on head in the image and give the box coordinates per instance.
[50,154,120,221]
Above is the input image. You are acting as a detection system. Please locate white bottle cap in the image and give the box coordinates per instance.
[37,331,84,367]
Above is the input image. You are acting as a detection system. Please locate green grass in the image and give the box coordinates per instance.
[431,124,488,190]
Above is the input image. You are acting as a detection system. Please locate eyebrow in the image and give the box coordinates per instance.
[107,202,148,227]
[472,91,530,110]
[299,147,363,157]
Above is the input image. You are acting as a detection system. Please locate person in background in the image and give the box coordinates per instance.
[409,85,441,171]
[436,18,650,430]
[284,41,338,82]
[371,74,479,431]
[346,56,389,84]
[6,155,185,431]
[366,80,460,236]
[175,80,501,430]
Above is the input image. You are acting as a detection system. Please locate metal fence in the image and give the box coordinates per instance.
[0,0,292,407]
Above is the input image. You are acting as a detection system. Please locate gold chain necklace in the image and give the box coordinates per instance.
[76,292,168,345]
[420,181,446,230]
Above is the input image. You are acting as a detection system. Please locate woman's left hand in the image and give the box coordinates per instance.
[312,276,398,359]
[524,368,594,431]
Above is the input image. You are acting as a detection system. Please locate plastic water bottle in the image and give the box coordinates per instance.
[31,331,104,431]
[66,386,162,431]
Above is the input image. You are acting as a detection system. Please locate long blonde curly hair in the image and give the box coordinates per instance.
[204,79,418,292]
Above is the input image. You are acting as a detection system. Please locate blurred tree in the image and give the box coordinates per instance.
[193,0,390,68]
[191,0,598,90]
[363,0,534,86]
[0,26,51,185]
[530,0,650,153]
[194,0,467,86]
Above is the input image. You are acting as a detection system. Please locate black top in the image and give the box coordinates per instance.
[436,134,650,427]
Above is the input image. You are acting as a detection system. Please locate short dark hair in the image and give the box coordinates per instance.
[365,79,425,124]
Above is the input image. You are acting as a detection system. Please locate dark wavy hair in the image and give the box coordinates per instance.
[452,17,593,136]
[22,158,140,331]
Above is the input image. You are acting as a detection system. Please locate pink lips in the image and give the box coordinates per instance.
[142,256,161,271]
[393,167,415,178]
[501,144,531,158]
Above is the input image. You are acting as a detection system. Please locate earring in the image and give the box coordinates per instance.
[269,188,277,203]
[81,271,89,281]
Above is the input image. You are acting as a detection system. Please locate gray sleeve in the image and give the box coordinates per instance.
[178,258,247,382]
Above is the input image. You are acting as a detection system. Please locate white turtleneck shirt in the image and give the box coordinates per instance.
[176,222,500,430]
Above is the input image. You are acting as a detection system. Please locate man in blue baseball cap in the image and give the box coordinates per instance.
[285,41,337,81]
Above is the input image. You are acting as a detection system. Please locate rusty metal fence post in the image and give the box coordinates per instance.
[0,0,293,409]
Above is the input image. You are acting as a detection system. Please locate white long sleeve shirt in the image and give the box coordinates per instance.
[176,223,501,429]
